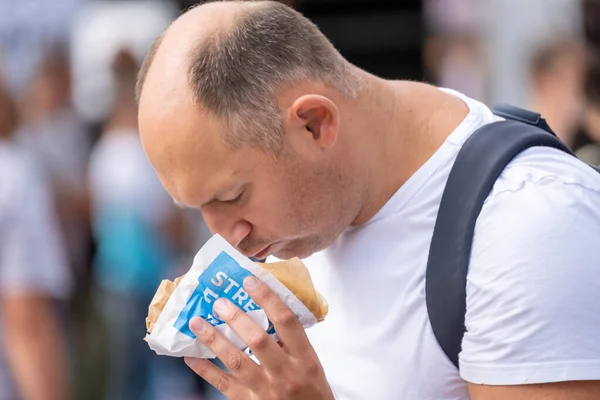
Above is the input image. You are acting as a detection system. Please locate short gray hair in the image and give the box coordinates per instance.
[138,0,361,154]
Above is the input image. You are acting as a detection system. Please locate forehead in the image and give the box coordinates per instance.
[139,90,248,203]
[138,75,275,209]
[137,13,277,206]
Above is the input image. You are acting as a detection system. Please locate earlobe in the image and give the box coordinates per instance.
[291,94,339,149]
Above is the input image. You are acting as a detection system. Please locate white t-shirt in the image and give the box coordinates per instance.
[301,90,600,400]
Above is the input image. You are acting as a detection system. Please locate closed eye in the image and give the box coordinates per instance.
[224,191,244,205]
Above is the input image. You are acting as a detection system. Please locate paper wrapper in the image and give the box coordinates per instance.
[144,234,325,358]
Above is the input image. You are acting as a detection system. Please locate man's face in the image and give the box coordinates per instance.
[139,90,360,260]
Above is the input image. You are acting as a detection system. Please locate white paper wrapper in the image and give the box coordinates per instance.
[145,234,318,358]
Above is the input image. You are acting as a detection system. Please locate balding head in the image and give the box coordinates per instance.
[137,0,366,259]
[137,0,360,153]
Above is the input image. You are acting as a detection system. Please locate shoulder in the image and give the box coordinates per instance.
[473,146,600,262]
[460,146,600,385]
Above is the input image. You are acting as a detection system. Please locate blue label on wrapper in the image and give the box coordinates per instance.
[174,251,275,339]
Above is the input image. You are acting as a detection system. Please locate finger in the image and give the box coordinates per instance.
[243,276,313,355]
[184,357,245,399]
[189,317,264,388]
[213,298,287,370]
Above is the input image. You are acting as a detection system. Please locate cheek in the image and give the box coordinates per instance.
[245,177,313,236]
[246,157,342,237]
[244,184,296,233]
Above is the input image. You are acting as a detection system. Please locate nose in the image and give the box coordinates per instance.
[201,208,252,248]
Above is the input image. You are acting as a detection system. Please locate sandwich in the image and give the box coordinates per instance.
[146,257,328,334]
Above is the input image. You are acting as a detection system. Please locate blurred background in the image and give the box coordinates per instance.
[0,0,598,399]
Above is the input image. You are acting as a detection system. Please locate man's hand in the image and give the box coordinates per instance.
[184,276,335,400]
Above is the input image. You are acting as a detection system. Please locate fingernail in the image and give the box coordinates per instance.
[213,298,228,317]
[190,317,205,333]
[245,276,260,289]
[184,357,197,367]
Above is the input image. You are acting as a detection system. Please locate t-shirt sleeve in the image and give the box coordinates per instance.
[459,175,600,385]
[0,160,71,298]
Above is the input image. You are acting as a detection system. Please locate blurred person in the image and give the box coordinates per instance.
[0,73,72,399]
[424,0,487,101]
[575,54,600,164]
[424,34,487,101]
[484,0,583,107]
[576,107,600,164]
[88,49,192,400]
[137,2,600,399]
[70,0,178,124]
[17,48,93,286]
[0,0,85,95]
[528,40,587,147]
[575,1,600,164]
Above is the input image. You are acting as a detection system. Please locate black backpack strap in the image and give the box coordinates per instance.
[492,103,557,135]
[425,105,575,369]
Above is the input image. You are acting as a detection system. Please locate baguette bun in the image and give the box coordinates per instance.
[257,258,328,322]
[146,258,328,334]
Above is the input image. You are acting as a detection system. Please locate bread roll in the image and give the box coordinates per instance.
[257,258,328,322]
[146,258,328,334]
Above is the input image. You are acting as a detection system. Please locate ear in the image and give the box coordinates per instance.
[289,94,340,149]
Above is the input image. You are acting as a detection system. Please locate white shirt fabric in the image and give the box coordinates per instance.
[88,130,173,227]
[300,89,600,400]
[0,140,71,399]
[0,141,70,297]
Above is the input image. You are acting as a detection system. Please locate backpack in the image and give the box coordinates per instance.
[425,104,600,369]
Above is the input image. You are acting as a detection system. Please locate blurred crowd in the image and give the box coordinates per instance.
[424,0,600,161]
[0,0,598,400]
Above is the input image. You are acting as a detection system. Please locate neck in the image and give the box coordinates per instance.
[348,74,469,226]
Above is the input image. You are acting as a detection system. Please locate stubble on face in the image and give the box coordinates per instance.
[245,146,361,260]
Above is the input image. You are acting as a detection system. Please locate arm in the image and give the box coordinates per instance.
[460,170,600,398]
[469,381,600,400]
[0,156,72,400]
[1,295,69,400]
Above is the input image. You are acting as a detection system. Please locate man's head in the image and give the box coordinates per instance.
[137,0,365,259]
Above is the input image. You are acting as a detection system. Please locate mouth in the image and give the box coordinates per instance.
[250,243,274,260]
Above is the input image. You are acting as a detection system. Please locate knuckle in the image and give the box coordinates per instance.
[247,330,270,351]
[202,330,218,346]
[194,362,211,377]
[227,352,244,373]
[228,307,243,325]
[276,309,297,327]
[284,379,302,395]
[215,375,230,393]
[304,358,321,377]
[254,284,273,303]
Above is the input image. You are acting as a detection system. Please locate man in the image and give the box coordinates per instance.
[136,1,600,399]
